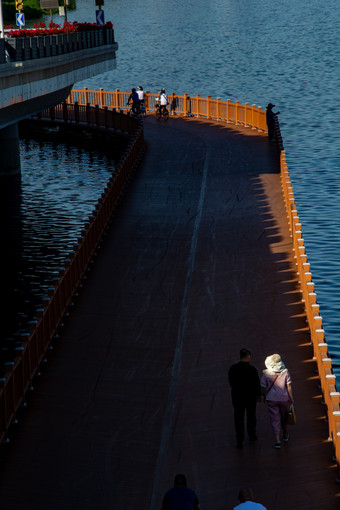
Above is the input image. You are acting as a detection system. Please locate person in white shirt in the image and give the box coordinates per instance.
[158,88,168,114]
[233,488,267,510]
[137,86,145,114]
[137,86,145,101]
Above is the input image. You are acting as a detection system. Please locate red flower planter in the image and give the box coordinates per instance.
[4,21,115,62]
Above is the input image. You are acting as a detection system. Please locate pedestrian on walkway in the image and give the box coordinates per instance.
[158,88,169,114]
[266,103,280,142]
[137,85,145,114]
[228,348,262,449]
[233,487,267,510]
[161,474,201,510]
[127,88,140,115]
[260,353,294,449]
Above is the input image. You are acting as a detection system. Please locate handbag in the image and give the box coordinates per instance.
[287,404,296,425]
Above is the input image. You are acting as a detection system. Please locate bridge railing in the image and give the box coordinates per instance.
[68,88,268,131]
[278,137,340,477]
[48,101,139,135]
[0,104,144,445]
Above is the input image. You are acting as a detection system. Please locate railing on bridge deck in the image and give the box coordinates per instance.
[0,95,338,480]
[68,88,268,132]
[48,101,140,135]
[278,136,340,478]
[0,27,116,64]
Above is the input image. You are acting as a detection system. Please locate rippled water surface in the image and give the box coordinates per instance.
[0,137,113,368]
[6,0,340,377]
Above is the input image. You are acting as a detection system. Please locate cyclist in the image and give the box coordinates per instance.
[158,88,169,115]
[137,86,146,115]
[127,88,140,115]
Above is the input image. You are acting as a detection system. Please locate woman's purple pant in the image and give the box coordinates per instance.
[266,400,290,435]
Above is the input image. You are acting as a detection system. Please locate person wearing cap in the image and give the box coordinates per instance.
[228,348,262,449]
[266,103,280,142]
[233,487,267,510]
[260,354,294,448]
[161,474,200,510]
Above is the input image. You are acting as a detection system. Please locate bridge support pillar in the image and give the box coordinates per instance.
[0,123,21,176]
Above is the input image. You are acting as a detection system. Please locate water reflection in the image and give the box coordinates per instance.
[0,136,115,371]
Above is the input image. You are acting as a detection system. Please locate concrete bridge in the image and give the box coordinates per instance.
[0,28,118,175]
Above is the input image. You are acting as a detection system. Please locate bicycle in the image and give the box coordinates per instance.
[140,101,146,117]
[127,102,142,118]
[156,104,169,121]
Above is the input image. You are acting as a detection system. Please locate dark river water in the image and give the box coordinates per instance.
[0,135,115,370]
[2,0,339,379]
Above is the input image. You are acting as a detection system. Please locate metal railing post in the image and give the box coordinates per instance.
[170,92,176,116]
[207,95,211,119]
[115,89,120,110]
[74,102,79,123]
[244,103,249,127]
[196,94,201,117]
[183,93,188,116]
[84,87,89,107]
[62,101,68,122]
[86,103,91,124]
[99,88,104,108]
[216,97,221,121]
[235,101,240,125]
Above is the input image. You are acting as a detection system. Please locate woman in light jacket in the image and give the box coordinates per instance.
[260,354,294,449]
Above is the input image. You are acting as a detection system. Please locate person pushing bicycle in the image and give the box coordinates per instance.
[158,88,168,114]
[137,86,146,115]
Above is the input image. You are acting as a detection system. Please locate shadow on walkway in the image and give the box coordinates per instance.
[0,117,338,510]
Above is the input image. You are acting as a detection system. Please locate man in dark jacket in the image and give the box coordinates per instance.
[161,474,200,510]
[266,103,280,141]
[228,348,262,448]
[127,88,140,115]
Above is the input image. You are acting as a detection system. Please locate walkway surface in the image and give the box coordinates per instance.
[0,117,339,510]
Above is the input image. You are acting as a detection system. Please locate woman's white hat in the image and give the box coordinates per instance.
[265,354,286,373]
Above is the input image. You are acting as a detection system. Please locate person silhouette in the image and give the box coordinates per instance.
[161,474,201,510]
[228,348,262,448]
[234,487,267,510]
[266,103,280,141]
[127,88,140,115]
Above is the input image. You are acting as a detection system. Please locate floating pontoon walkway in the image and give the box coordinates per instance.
[0,116,338,510]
